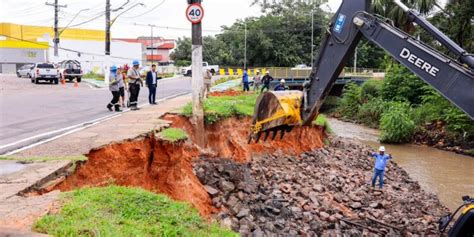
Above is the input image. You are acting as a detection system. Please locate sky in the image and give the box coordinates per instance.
[0,0,343,39]
[1,0,446,40]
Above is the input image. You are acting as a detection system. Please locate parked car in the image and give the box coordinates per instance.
[58,60,83,82]
[181,62,219,77]
[31,63,60,84]
[16,64,34,78]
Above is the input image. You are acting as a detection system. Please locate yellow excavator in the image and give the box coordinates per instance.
[249,0,474,235]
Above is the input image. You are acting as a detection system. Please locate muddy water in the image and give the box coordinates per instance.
[328,118,474,211]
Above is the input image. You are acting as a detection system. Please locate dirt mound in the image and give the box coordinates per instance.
[194,138,448,235]
[208,90,243,97]
[49,115,325,217]
[162,114,325,162]
[54,137,215,216]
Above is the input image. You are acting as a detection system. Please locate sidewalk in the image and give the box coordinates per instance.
[0,94,191,232]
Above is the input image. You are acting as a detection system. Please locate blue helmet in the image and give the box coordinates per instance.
[132,60,140,66]
[110,65,117,71]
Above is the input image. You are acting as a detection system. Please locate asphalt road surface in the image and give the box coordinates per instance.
[0,74,191,154]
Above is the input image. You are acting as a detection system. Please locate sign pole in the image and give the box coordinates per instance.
[188,1,205,148]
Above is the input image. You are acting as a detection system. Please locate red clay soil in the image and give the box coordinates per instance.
[161,114,325,162]
[53,115,324,217]
[208,90,243,97]
[54,137,216,216]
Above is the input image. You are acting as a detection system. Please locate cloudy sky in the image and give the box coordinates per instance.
[1,0,344,39]
[1,0,445,40]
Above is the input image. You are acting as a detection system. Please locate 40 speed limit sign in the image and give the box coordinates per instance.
[186,4,204,24]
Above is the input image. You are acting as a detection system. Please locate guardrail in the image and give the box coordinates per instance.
[216,67,384,79]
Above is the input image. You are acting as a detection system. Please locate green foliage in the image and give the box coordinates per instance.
[361,79,383,100]
[212,76,239,86]
[313,114,332,134]
[170,37,191,66]
[34,186,236,237]
[380,102,416,143]
[172,2,329,67]
[159,128,188,142]
[348,40,386,69]
[182,94,258,124]
[381,63,427,105]
[337,82,362,118]
[83,72,104,81]
[356,97,387,128]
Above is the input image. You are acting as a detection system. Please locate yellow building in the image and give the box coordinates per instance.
[0,23,142,74]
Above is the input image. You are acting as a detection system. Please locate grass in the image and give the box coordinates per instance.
[182,94,259,124]
[212,76,239,86]
[159,128,188,142]
[34,186,236,237]
[0,155,87,163]
[82,72,104,81]
[313,114,333,134]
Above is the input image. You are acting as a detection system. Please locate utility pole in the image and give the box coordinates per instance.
[244,21,247,70]
[187,0,205,148]
[148,24,155,66]
[311,9,314,67]
[45,0,67,58]
[104,0,111,86]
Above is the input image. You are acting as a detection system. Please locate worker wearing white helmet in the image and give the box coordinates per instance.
[274,79,287,91]
[260,71,274,92]
[370,146,392,189]
[253,70,262,91]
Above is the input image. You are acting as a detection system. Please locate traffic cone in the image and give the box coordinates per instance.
[74,78,78,88]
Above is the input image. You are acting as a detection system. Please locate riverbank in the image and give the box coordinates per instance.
[0,90,453,236]
[328,117,474,211]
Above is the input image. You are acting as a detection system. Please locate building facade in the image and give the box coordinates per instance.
[0,23,143,74]
[115,37,175,66]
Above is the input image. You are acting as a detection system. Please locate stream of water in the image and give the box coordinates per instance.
[328,118,474,211]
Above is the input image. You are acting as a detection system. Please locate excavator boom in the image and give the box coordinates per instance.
[249,0,474,143]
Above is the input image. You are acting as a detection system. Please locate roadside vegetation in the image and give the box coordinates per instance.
[159,128,188,142]
[82,72,104,81]
[182,94,258,124]
[34,186,236,237]
[336,62,473,152]
[212,76,239,86]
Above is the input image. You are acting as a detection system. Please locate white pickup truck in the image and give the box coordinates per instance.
[31,63,60,84]
[181,62,219,77]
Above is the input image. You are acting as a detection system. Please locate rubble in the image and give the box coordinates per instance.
[194,138,448,236]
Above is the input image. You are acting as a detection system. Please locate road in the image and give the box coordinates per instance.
[0,74,191,154]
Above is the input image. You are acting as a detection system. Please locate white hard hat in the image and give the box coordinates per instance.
[265,71,270,74]
[280,79,285,83]
[379,146,385,152]
[256,70,260,73]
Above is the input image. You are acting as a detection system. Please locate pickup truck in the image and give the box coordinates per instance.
[31,63,60,84]
[181,62,219,77]
[58,60,83,82]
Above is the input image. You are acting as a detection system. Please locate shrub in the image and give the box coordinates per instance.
[381,63,427,105]
[337,82,362,119]
[380,101,415,143]
[313,114,333,134]
[361,79,383,100]
[159,128,188,142]
[356,97,386,128]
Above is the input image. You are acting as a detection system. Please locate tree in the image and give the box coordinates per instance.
[170,37,191,66]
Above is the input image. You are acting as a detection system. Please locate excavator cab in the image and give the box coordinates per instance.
[439,196,474,237]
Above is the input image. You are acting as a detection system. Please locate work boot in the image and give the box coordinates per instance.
[107,104,113,111]
[115,105,122,112]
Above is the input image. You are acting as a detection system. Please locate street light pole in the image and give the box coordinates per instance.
[244,21,247,70]
[311,9,314,67]
[149,24,155,66]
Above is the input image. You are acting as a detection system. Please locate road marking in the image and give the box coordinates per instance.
[0,91,190,156]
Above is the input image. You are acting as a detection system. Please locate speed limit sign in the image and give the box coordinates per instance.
[186,4,204,24]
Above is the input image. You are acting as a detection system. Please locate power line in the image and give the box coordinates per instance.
[121,0,166,18]
[1,34,138,61]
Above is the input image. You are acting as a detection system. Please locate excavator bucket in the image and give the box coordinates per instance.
[249,91,303,143]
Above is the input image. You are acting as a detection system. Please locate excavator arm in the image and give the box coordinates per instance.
[249,0,474,143]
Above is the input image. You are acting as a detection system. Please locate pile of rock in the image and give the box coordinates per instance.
[194,138,448,236]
